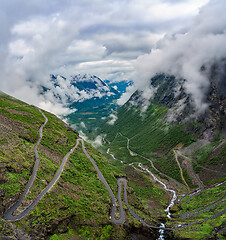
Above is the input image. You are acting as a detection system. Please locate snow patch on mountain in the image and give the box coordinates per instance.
[41,74,119,106]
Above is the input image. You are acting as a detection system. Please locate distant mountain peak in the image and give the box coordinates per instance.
[42,74,119,105]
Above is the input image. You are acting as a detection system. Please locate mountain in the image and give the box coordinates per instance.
[47,74,119,103]
[0,59,225,239]
[41,74,127,133]
[100,60,226,157]
[0,91,118,239]
[0,91,178,240]
[99,61,226,239]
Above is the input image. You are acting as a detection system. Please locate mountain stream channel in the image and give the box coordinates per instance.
[106,134,178,240]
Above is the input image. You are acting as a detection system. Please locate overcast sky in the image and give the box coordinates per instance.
[1,0,223,114]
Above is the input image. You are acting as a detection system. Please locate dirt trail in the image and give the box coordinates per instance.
[173,150,190,191]
[177,151,204,188]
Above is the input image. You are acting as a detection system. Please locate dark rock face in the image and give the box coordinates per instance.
[151,74,187,108]
[209,59,226,100]
[207,59,226,138]
[0,189,6,198]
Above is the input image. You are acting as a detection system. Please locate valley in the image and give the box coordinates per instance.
[0,92,168,239]
[104,131,225,239]
[1,0,226,239]
[0,70,225,240]
[96,71,226,239]
[41,74,131,133]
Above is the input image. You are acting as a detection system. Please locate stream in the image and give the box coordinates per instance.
[106,143,178,240]
[138,163,177,239]
[125,136,177,239]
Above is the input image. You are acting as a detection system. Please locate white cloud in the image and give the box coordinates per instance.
[92,135,104,147]
[80,122,87,129]
[1,13,78,92]
[0,0,211,116]
[166,98,187,122]
[148,0,210,20]
[63,40,107,63]
[79,130,104,147]
[72,59,136,83]
[107,113,118,125]
[39,100,76,116]
[133,0,226,113]
[117,85,136,105]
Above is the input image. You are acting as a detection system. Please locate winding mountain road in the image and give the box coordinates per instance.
[181,191,226,219]
[80,139,126,224]
[3,110,125,224]
[4,109,48,221]
[4,110,79,221]
[4,110,225,233]
[3,109,175,229]
[175,150,205,203]
[105,132,226,230]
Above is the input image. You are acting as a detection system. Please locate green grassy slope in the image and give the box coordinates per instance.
[171,184,226,239]
[66,95,120,133]
[98,93,226,239]
[1,91,225,240]
[0,92,150,239]
[101,102,194,152]
[99,103,195,183]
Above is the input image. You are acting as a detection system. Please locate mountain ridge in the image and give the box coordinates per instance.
[43,74,119,104]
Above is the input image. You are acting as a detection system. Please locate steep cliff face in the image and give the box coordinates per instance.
[207,60,226,138]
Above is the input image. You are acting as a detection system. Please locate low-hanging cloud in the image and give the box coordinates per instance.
[133,0,226,113]
[0,13,79,115]
[107,113,118,125]
[79,130,104,148]
[0,0,212,116]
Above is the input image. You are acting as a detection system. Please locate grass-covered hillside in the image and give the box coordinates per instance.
[99,72,226,186]
[0,91,163,239]
[97,73,226,239]
[0,90,225,240]
[98,107,226,239]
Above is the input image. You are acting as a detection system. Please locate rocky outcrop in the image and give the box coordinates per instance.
[127,59,226,142]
